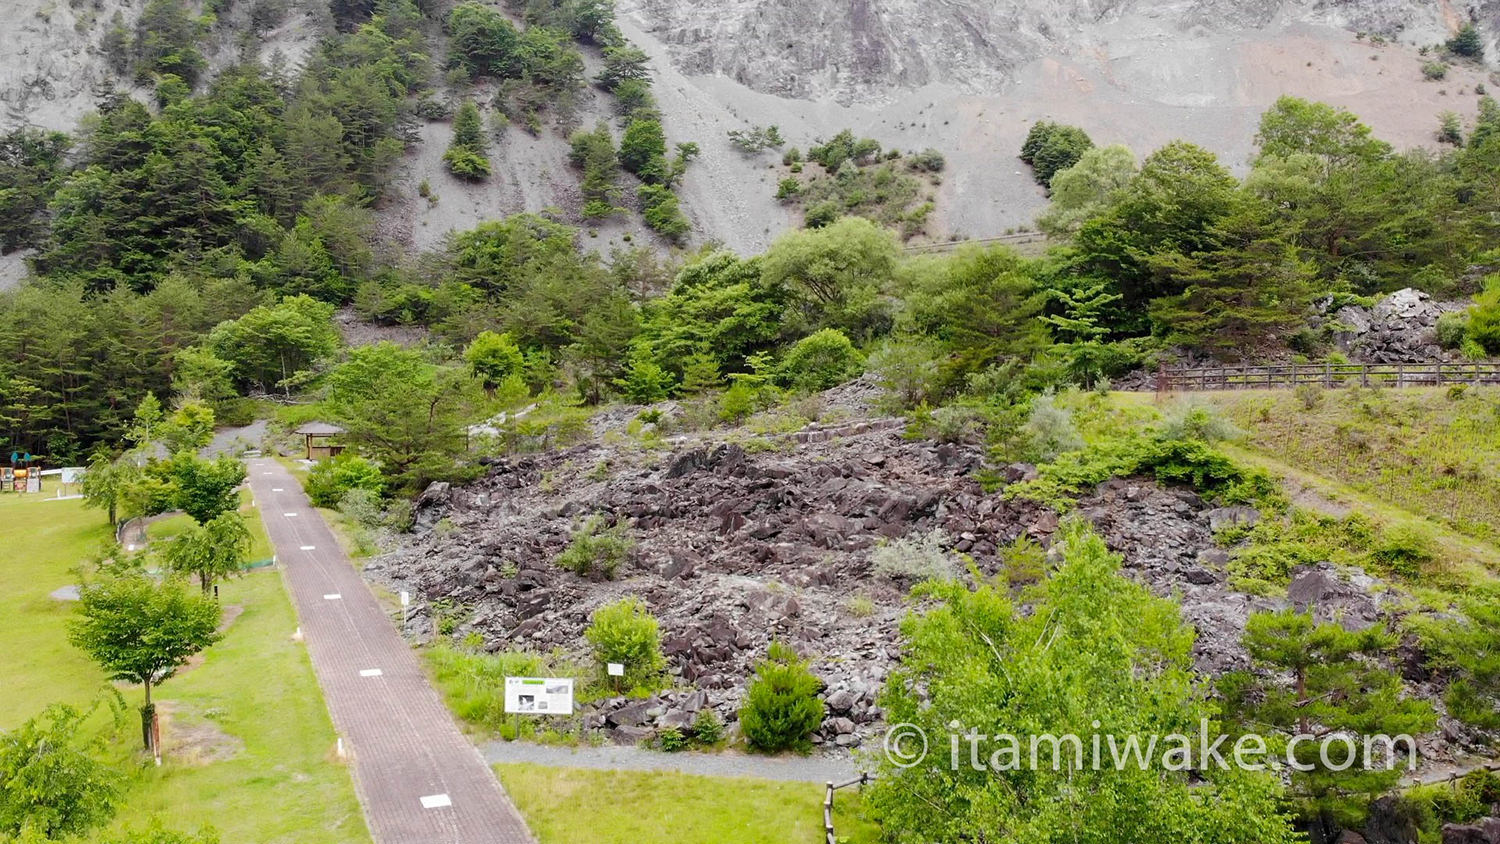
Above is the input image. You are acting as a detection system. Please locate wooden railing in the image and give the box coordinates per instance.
[824,773,872,844]
[1159,362,1500,392]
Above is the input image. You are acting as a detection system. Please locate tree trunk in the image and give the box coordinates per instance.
[141,681,154,751]
[1296,668,1309,736]
[108,500,117,526]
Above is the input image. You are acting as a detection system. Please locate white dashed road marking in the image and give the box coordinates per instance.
[420,794,453,809]
[300,545,316,550]
[359,668,383,677]
[324,594,342,600]
[283,512,298,517]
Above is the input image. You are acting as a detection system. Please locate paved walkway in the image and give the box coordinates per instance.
[483,739,862,783]
[247,459,534,844]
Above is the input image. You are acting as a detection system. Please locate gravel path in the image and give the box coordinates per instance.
[482,739,864,784]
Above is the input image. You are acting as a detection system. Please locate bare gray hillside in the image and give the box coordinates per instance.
[3,0,1497,260]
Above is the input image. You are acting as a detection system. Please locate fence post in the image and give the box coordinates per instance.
[1324,362,1332,387]
[1361,365,1369,387]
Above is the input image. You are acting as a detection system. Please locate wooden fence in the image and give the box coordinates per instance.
[1159,362,1500,392]
[824,773,872,844]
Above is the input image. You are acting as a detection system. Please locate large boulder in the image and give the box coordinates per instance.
[1442,818,1500,844]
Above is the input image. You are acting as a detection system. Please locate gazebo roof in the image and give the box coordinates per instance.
[294,422,346,436]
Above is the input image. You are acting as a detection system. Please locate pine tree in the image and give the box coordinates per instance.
[443,100,491,181]
[1225,609,1436,836]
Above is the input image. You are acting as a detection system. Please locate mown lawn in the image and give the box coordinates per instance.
[494,763,881,844]
[0,491,369,843]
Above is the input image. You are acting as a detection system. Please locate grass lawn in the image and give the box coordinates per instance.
[494,763,880,844]
[0,490,370,843]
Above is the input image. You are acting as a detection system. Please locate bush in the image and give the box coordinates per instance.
[738,642,825,753]
[1436,311,1469,348]
[690,709,724,744]
[304,454,385,509]
[871,529,956,582]
[1019,121,1094,186]
[555,516,633,579]
[584,596,664,692]
[803,200,840,228]
[1159,402,1240,444]
[908,148,946,172]
[443,146,491,181]
[1295,383,1324,410]
[1370,521,1438,578]
[774,177,801,200]
[867,338,942,410]
[1424,61,1450,80]
[1019,392,1083,462]
[775,328,863,392]
[656,727,689,751]
[337,487,384,530]
[1448,24,1484,59]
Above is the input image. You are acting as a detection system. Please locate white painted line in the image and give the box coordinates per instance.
[323,594,342,600]
[271,487,284,492]
[262,471,273,475]
[300,545,316,551]
[419,794,452,809]
[358,668,383,677]
[283,512,298,517]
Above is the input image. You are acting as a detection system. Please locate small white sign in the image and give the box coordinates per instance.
[419,793,452,809]
[358,668,383,677]
[400,590,410,607]
[504,677,574,715]
[607,663,625,677]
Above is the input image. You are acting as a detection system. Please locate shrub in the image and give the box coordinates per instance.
[555,516,633,580]
[1159,402,1240,444]
[638,183,690,241]
[1436,311,1469,348]
[774,177,801,200]
[1019,121,1094,186]
[1294,382,1324,410]
[803,199,840,228]
[738,642,825,753]
[1019,392,1083,462]
[1370,522,1438,578]
[775,328,863,392]
[909,148,946,172]
[304,454,385,508]
[443,146,491,181]
[584,596,664,692]
[1448,24,1484,59]
[871,529,956,582]
[691,709,724,744]
[1423,61,1450,80]
[337,487,383,530]
[656,727,689,751]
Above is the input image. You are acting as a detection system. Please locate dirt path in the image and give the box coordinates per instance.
[247,459,535,844]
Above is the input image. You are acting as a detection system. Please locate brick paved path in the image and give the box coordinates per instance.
[247,459,534,844]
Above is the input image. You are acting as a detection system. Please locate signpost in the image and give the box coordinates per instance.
[503,677,575,715]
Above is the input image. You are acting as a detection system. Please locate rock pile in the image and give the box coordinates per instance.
[1330,288,1468,363]
[369,403,1442,756]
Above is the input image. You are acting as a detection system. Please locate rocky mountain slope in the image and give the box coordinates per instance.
[3,0,1497,265]
[368,380,1493,768]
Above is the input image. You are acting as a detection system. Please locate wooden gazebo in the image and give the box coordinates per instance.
[295,422,346,461]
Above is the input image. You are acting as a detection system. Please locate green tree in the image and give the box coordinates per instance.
[1147,203,1319,356]
[0,128,70,253]
[82,451,141,526]
[584,596,664,692]
[444,101,491,182]
[324,342,473,494]
[1036,144,1136,236]
[868,521,1299,844]
[69,573,222,753]
[1020,121,1095,187]
[169,452,247,525]
[207,295,340,393]
[596,46,650,91]
[445,2,521,77]
[303,453,384,508]
[759,216,898,339]
[618,118,666,179]
[0,703,121,839]
[569,122,621,218]
[1226,609,1436,836]
[164,510,251,594]
[774,328,863,392]
[1410,590,1500,730]
[1254,97,1391,166]
[464,330,524,396]
[738,642,824,753]
[1448,24,1484,59]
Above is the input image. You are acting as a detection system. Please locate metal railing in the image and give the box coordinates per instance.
[1159,361,1500,392]
[824,773,872,844]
